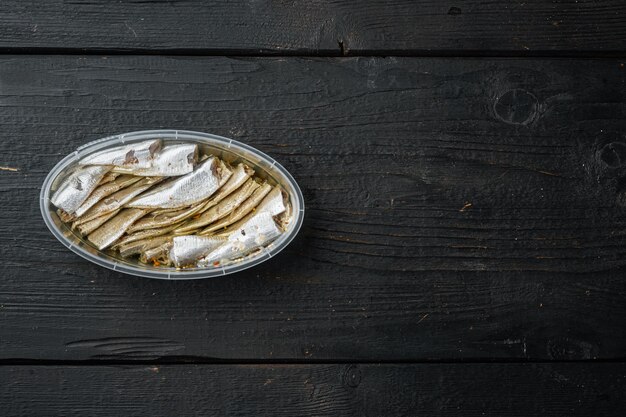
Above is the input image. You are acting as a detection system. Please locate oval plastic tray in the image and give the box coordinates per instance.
[40,130,305,280]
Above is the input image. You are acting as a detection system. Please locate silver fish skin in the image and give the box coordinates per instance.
[77,176,162,223]
[175,178,260,233]
[126,156,232,209]
[87,208,148,250]
[50,165,111,214]
[117,235,172,258]
[115,222,181,246]
[126,200,206,232]
[169,235,228,267]
[199,163,254,212]
[197,211,282,266]
[73,175,142,219]
[255,186,288,217]
[198,182,272,235]
[79,139,162,169]
[75,209,121,236]
[111,144,198,176]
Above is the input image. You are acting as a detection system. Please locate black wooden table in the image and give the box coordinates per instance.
[1,1,625,415]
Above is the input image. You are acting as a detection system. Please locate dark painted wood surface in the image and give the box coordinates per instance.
[0,56,624,361]
[1,1,625,414]
[2,364,624,416]
[0,1,625,53]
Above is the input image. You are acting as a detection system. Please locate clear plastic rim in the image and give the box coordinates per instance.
[40,130,305,280]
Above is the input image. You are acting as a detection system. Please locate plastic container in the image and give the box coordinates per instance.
[40,130,305,280]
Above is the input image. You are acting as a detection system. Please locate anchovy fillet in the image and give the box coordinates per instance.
[111,144,198,176]
[197,212,282,266]
[169,235,227,267]
[79,139,162,169]
[126,156,232,209]
[87,208,148,250]
[51,165,111,214]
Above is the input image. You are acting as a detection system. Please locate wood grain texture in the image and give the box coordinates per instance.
[0,1,624,53]
[1,364,624,416]
[0,56,625,360]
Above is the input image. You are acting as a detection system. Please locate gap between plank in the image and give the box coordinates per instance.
[0,357,624,367]
[0,47,624,58]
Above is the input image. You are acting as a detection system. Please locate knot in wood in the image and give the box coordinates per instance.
[494,89,538,125]
[342,364,362,388]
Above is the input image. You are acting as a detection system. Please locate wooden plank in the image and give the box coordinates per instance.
[1,364,624,416]
[0,1,624,53]
[0,56,625,361]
